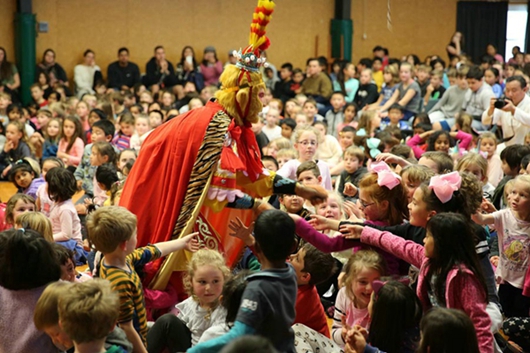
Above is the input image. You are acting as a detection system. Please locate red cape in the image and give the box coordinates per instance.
[120,101,225,247]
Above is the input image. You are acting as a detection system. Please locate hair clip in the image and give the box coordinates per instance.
[369,161,401,190]
[428,171,462,203]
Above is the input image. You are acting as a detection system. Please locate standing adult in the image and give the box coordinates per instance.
[175,46,204,93]
[0,47,20,96]
[482,76,530,146]
[447,31,464,62]
[143,45,176,93]
[199,46,223,87]
[36,49,68,88]
[74,49,101,98]
[486,44,504,64]
[107,47,141,92]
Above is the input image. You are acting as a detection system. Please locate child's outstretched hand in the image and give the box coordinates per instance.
[309,214,333,231]
[339,223,364,239]
[229,217,255,247]
[182,232,200,252]
[343,182,358,197]
[343,200,363,222]
[480,198,497,214]
[345,328,368,353]
[340,315,352,344]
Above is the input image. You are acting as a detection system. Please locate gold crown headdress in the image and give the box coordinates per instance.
[234,0,276,73]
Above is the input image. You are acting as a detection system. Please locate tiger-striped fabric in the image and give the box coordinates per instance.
[172,110,231,239]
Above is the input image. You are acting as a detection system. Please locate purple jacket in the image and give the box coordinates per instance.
[23,177,45,201]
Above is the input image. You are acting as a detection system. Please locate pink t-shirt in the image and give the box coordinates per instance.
[36,183,54,218]
[277,159,332,190]
[331,286,370,346]
[58,137,85,166]
[493,208,530,288]
[50,199,83,246]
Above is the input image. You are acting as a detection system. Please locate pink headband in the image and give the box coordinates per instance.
[369,161,402,190]
[428,171,462,204]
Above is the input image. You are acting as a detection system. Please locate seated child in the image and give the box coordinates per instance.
[296,160,323,214]
[9,157,45,200]
[338,126,356,152]
[418,151,454,175]
[112,112,135,151]
[129,114,152,151]
[15,211,54,242]
[198,271,250,343]
[147,249,230,352]
[95,164,120,207]
[332,250,386,347]
[46,167,86,264]
[381,104,409,130]
[36,157,64,217]
[336,146,367,200]
[2,193,36,231]
[0,229,60,353]
[262,155,279,172]
[189,209,299,353]
[290,243,336,337]
[57,279,133,353]
[86,206,199,352]
[491,144,530,209]
[74,119,115,210]
[275,148,297,169]
[280,118,296,140]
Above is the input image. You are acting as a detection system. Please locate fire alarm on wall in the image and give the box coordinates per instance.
[38,22,49,33]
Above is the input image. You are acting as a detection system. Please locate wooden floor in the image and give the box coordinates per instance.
[0,181,84,204]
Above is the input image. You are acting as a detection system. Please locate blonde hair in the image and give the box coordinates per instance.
[359,172,409,225]
[383,65,400,85]
[184,249,230,303]
[269,137,291,151]
[58,279,119,344]
[7,120,33,153]
[215,65,265,125]
[343,250,386,305]
[16,212,53,242]
[479,132,497,148]
[293,126,319,145]
[34,281,73,330]
[358,111,377,135]
[515,174,530,193]
[5,194,36,225]
[344,146,365,163]
[456,153,488,183]
[86,206,137,253]
[276,148,297,160]
[316,190,344,218]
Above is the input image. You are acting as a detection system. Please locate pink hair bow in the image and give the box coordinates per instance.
[478,150,489,159]
[428,171,462,204]
[369,161,402,190]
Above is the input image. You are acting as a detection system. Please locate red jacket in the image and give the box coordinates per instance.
[361,227,493,353]
[294,284,330,338]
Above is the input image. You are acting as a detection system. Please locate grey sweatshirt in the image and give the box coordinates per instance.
[428,85,469,119]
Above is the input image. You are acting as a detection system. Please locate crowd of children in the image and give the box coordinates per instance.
[3,39,530,353]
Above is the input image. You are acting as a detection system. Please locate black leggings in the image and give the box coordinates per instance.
[146,314,191,353]
[498,282,530,318]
